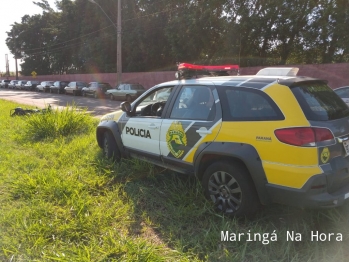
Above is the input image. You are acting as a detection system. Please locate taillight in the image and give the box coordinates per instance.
[274,127,334,147]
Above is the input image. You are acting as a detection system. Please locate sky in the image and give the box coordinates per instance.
[0,0,57,75]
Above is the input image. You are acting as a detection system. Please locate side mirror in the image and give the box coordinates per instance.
[121,101,132,114]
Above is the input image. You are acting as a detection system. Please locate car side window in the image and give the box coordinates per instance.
[218,87,284,121]
[170,86,215,121]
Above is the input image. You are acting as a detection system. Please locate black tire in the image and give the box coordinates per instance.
[202,161,260,217]
[103,132,120,161]
[126,95,132,103]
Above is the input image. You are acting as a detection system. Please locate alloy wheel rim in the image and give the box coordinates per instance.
[208,171,242,214]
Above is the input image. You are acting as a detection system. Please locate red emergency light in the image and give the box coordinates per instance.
[176,62,239,79]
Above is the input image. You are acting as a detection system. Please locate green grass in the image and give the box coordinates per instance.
[1,99,349,261]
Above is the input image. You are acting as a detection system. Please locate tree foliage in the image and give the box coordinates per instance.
[5,0,349,76]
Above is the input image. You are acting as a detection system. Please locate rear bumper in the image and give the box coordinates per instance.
[266,173,349,208]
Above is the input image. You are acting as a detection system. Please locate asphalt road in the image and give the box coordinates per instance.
[0,89,122,118]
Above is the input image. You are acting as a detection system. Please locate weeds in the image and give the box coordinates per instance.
[23,103,96,140]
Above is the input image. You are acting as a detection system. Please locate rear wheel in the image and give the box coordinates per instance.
[202,161,260,217]
[103,132,120,161]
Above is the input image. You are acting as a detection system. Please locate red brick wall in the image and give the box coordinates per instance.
[9,63,349,89]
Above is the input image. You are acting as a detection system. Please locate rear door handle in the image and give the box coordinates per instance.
[196,130,211,134]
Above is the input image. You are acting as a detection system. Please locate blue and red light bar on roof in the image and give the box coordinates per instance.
[175,62,239,79]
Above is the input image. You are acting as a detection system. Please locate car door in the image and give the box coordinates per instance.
[84,83,92,94]
[66,82,74,93]
[159,85,222,168]
[120,85,175,159]
[114,84,124,99]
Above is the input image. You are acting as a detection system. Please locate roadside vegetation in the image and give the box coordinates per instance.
[0,99,348,261]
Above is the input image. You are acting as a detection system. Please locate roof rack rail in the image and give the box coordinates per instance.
[175,62,240,80]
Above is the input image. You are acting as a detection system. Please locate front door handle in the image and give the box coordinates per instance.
[196,129,211,135]
[148,125,159,129]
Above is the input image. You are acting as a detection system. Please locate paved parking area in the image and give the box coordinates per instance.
[0,89,122,118]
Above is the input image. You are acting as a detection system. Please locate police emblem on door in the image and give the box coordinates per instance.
[166,121,187,158]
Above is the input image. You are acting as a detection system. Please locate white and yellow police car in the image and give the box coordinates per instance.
[96,66,349,216]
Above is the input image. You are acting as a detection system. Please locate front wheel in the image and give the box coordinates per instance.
[103,132,120,161]
[202,161,260,217]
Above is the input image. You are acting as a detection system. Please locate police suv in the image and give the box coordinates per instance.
[96,65,349,216]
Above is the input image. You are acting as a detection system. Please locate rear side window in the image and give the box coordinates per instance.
[218,87,284,121]
[99,83,112,89]
[291,82,349,121]
[130,84,145,90]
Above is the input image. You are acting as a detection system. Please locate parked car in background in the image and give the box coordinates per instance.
[334,86,349,107]
[0,79,10,88]
[82,82,112,98]
[15,80,28,90]
[8,80,18,89]
[36,81,55,92]
[24,80,41,91]
[50,81,70,94]
[105,83,146,101]
[64,81,87,96]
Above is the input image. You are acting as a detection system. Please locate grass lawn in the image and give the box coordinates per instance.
[0,99,348,261]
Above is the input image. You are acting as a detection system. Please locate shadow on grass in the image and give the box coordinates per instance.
[91,151,349,261]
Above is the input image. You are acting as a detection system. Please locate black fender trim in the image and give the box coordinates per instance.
[193,142,271,205]
[96,121,126,156]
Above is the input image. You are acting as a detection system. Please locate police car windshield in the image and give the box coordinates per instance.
[291,82,349,121]
[141,87,173,104]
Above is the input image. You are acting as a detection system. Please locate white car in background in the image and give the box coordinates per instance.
[36,81,55,92]
[106,83,146,102]
[334,86,349,106]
